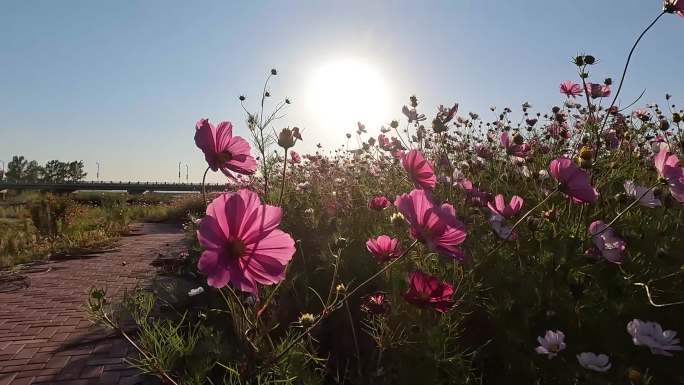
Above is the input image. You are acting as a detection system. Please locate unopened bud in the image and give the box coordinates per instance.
[579,146,593,160]
[298,313,315,326]
[390,212,405,227]
[278,128,296,149]
[583,55,596,65]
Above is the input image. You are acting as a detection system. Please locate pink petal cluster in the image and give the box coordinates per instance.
[623,181,661,208]
[366,235,402,263]
[549,158,598,204]
[627,319,682,357]
[403,271,455,313]
[488,194,523,218]
[368,196,391,211]
[584,83,611,99]
[402,150,437,190]
[197,190,295,295]
[361,292,389,315]
[500,132,530,159]
[290,150,301,164]
[560,80,583,98]
[535,330,566,359]
[194,119,257,178]
[588,220,626,264]
[457,179,491,207]
[395,189,467,260]
[654,147,684,203]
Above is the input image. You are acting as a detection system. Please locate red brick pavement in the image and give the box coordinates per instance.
[0,223,186,385]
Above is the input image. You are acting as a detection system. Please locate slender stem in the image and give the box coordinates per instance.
[633,282,684,308]
[599,11,666,132]
[278,149,288,206]
[345,301,363,381]
[486,188,559,257]
[201,166,210,206]
[588,181,660,239]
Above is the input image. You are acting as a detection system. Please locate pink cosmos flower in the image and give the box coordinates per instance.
[368,196,391,211]
[366,235,403,263]
[627,319,682,356]
[623,181,661,208]
[361,292,389,315]
[588,221,626,264]
[488,194,524,218]
[457,179,491,207]
[290,150,301,164]
[500,132,530,159]
[535,330,566,359]
[197,190,295,295]
[585,83,611,99]
[403,271,455,313]
[576,352,611,372]
[402,150,436,190]
[665,0,684,17]
[549,158,598,204]
[560,81,583,98]
[654,147,684,203]
[395,189,467,260]
[194,119,257,178]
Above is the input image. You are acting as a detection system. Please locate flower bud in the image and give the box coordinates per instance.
[270,68,278,75]
[579,146,593,160]
[513,133,524,145]
[278,128,296,149]
[573,56,585,66]
[583,55,595,64]
[239,95,246,101]
[659,120,670,131]
[298,313,315,326]
[390,212,405,227]
[604,78,612,85]
[390,120,399,129]
[336,283,347,294]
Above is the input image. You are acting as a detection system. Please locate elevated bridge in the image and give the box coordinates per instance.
[0,181,227,195]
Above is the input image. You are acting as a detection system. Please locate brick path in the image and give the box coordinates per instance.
[0,223,186,385]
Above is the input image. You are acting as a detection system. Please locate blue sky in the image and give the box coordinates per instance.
[1,0,682,182]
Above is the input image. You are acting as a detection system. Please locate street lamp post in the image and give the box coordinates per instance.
[185,164,189,183]
[96,162,100,181]
[178,161,181,182]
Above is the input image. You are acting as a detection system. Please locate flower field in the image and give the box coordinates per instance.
[86,3,684,384]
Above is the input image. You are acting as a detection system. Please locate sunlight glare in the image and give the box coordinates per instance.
[307,58,391,137]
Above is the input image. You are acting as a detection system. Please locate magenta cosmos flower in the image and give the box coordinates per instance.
[361,292,389,315]
[395,189,467,260]
[500,132,530,159]
[366,235,402,263]
[195,119,257,178]
[549,158,598,204]
[402,149,436,190]
[560,80,583,98]
[403,271,455,313]
[289,150,301,164]
[654,147,684,203]
[368,196,391,211]
[535,330,566,359]
[488,194,523,219]
[197,189,295,295]
[588,220,626,264]
[584,83,611,99]
[665,0,684,17]
[628,319,682,356]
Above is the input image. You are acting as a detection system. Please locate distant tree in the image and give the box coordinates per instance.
[66,161,87,181]
[25,161,44,182]
[5,156,86,183]
[5,155,28,182]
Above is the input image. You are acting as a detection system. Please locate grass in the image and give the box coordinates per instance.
[0,191,205,269]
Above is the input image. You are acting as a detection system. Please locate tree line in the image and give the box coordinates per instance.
[0,155,87,183]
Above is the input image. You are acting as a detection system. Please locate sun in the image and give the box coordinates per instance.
[307,57,391,136]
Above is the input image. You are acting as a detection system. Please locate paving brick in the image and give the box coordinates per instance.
[0,223,184,385]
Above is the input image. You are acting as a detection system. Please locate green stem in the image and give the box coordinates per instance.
[278,149,288,206]
[201,166,210,206]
